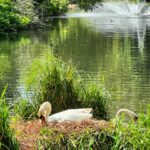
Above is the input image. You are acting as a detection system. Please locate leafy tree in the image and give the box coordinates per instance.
[0,0,30,33]
[69,0,102,11]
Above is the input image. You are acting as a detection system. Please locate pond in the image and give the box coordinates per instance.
[0,12,150,116]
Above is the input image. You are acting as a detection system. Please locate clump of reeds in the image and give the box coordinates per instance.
[0,85,19,150]
[79,83,110,119]
[13,98,37,120]
[14,54,110,120]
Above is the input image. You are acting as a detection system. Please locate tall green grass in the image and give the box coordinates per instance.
[0,85,19,150]
[112,107,150,150]
[38,127,114,150]
[14,54,110,120]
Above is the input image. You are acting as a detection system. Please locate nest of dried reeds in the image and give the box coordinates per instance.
[11,119,113,150]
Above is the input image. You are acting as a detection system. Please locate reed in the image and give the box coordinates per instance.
[38,127,114,150]
[0,85,19,150]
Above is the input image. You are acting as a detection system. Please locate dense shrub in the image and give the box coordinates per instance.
[0,0,30,33]
[0,0,68,33]
[70,0,102,11]
[34,0,68,19]
[0,0,104,33]
[13,99,37,120]
[14,0,38,24]
[79,83,110,119]
[0,85,19,150]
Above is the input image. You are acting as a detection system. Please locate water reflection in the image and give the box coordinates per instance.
[51,16,150,115]
[0,16,150,116]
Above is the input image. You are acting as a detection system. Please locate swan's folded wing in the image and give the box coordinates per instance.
[47,112,93,123]
[62,112,92,122]
[65,108,93,114]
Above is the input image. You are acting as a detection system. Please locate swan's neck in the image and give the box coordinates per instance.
[116,109,138,121]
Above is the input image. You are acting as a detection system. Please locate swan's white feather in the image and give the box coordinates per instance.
[47,111,92,122]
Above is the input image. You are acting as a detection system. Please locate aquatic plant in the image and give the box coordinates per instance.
[79,83,110,120]
[0,85,19,150]
[13,98,37,120]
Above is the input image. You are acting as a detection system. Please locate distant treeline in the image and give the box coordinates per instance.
[0,0,102,33]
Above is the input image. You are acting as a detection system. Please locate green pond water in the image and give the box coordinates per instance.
[0,14,150,116]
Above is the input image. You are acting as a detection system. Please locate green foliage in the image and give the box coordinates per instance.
[14,0,38,23]
[0,0,30,33]
[0,0,104,33]
[25,55,80,113]
[80,83,110,120]
[13,99,37,120]
[112,109,150,150]
[71,0,102,11]
[34,0,68,19]
[0,85,19,150]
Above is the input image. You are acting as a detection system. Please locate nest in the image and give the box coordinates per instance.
[11,119,112,150]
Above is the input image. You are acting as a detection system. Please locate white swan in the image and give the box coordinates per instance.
[38,101,93,123]
[116,108,138,122]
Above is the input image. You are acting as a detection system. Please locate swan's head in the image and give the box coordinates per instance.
[133,115,138,122]
[116,108,138,123]
[38,101,52,124]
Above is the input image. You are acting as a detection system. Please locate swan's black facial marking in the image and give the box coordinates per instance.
[134,116,138,122]
[40,115,46,125]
